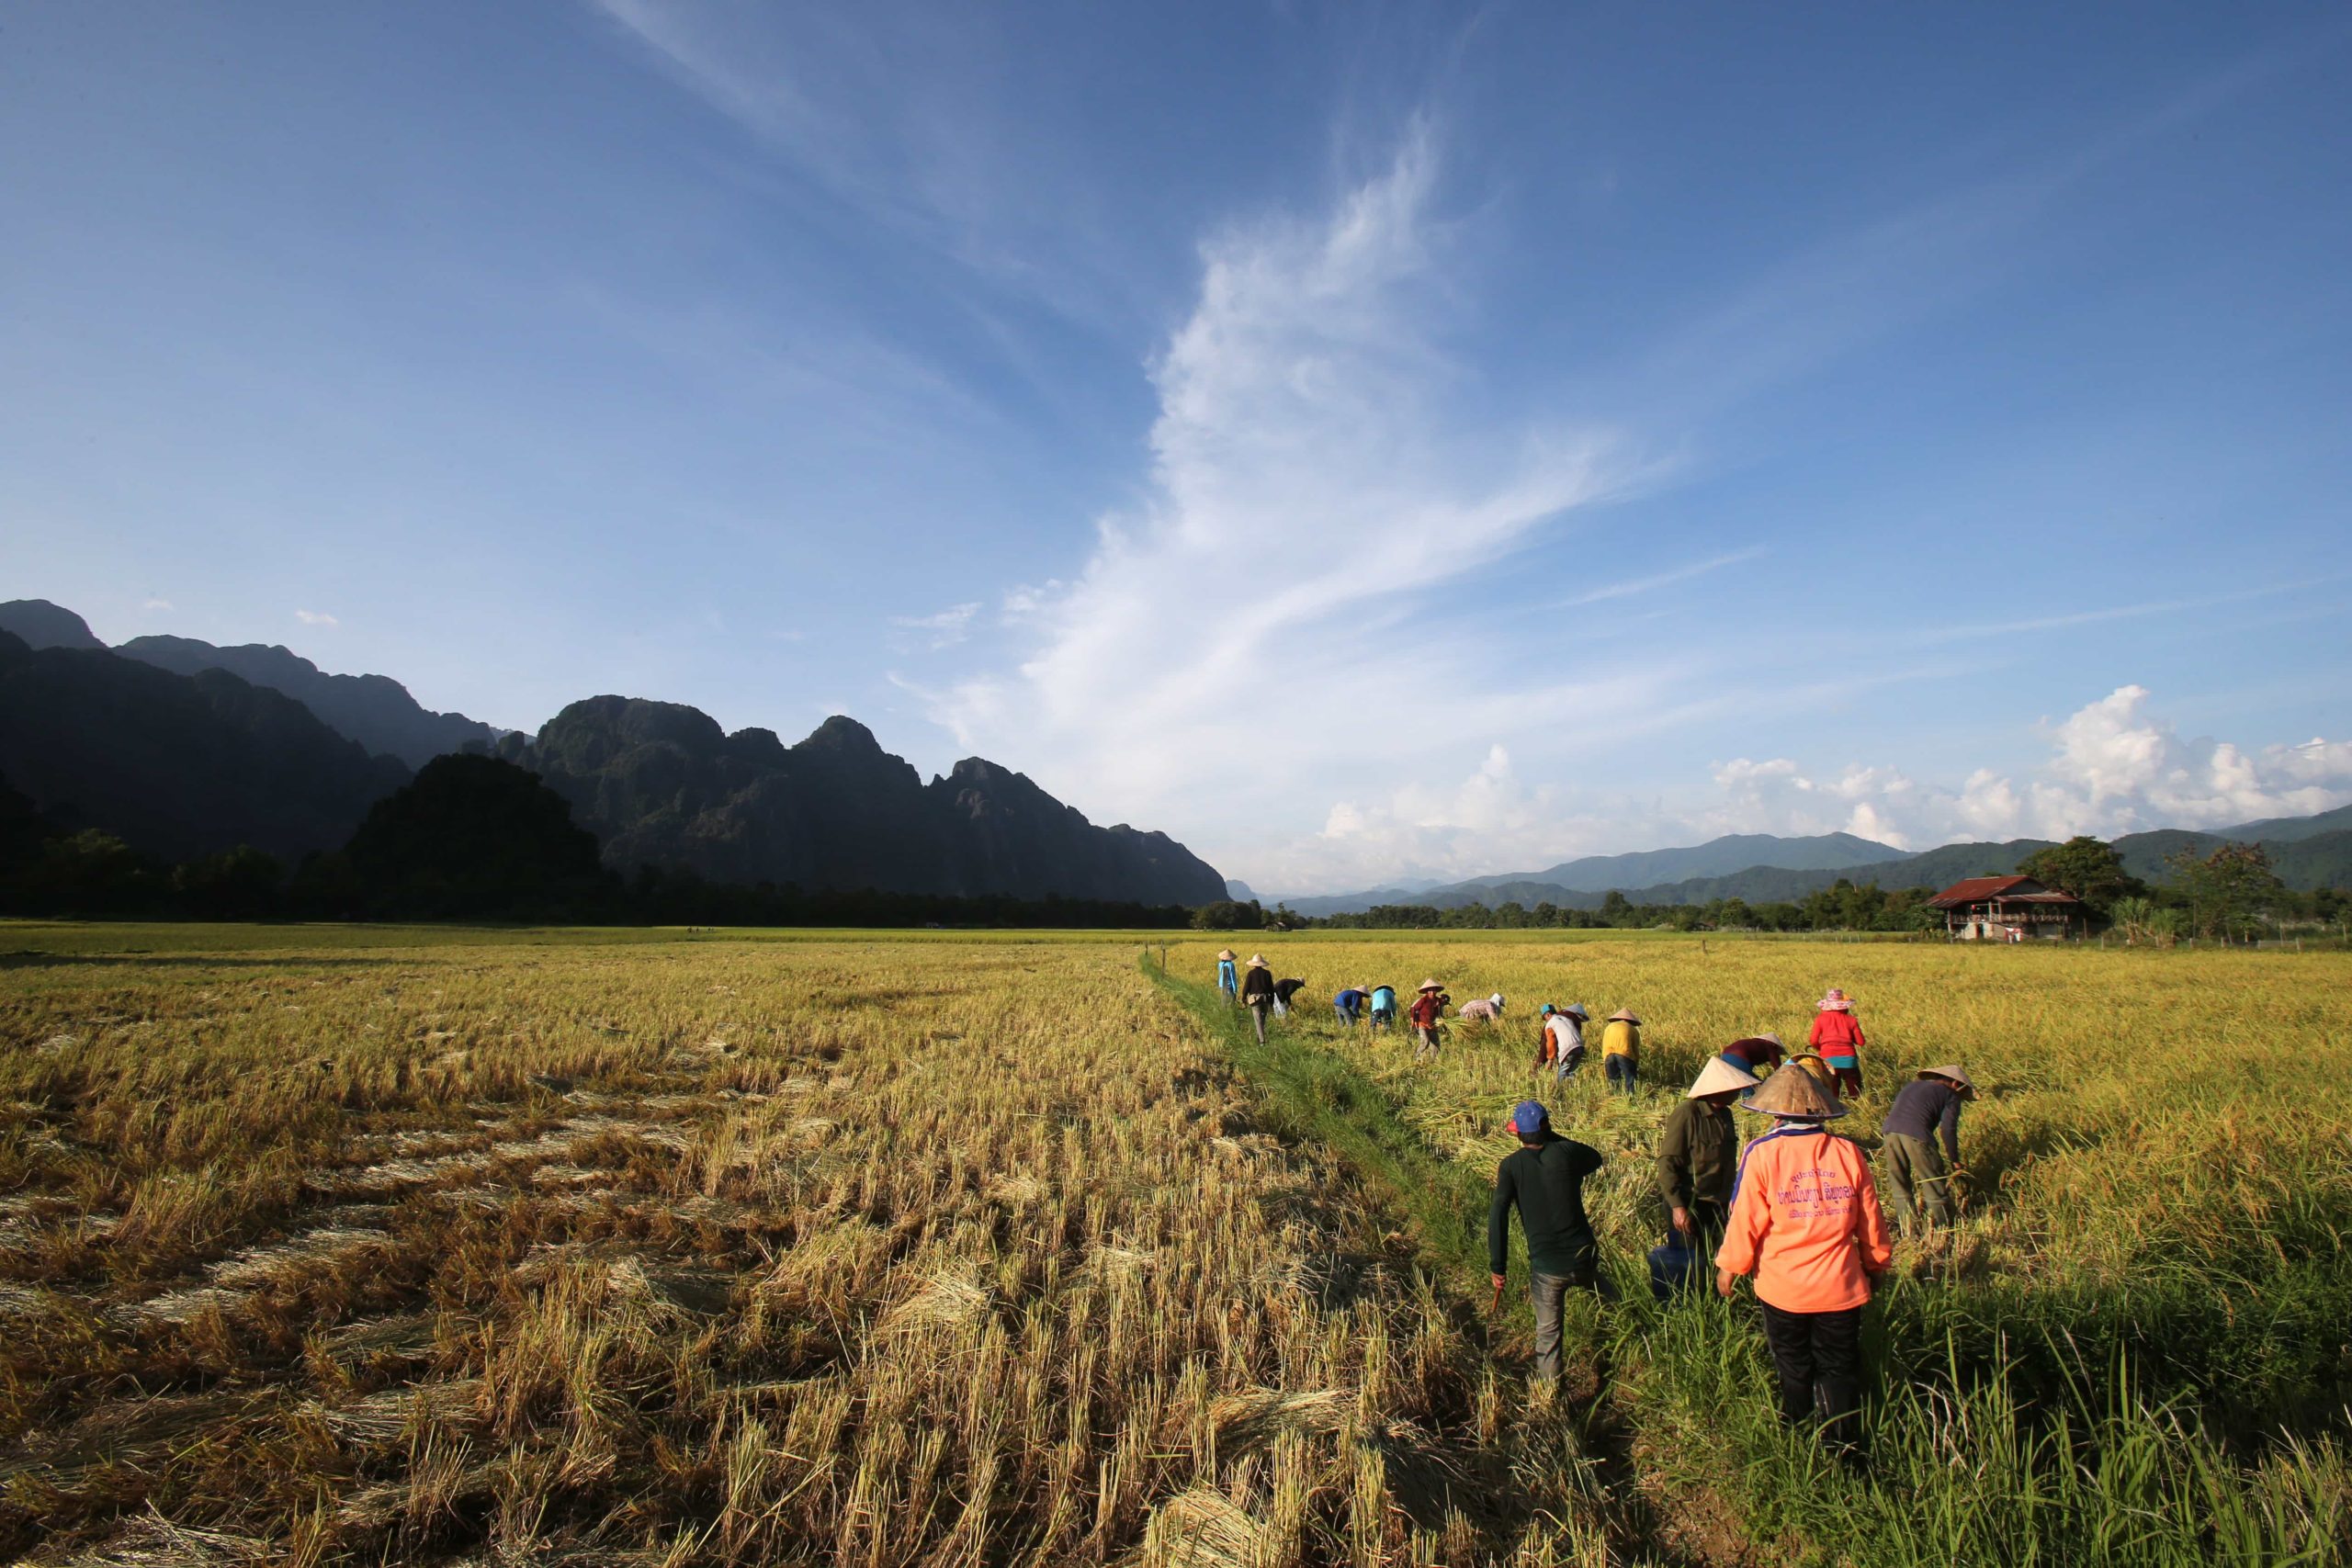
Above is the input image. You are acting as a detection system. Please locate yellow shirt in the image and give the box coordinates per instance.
[1602,1021,1639,1058]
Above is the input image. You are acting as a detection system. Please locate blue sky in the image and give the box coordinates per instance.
[5,2,2348,893]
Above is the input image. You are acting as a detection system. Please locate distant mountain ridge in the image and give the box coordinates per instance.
[0,599,1227,906]
[1453,831,1903,893]
[0,600,499,769]
[1283,816,2352,914]
[502,698,1226,905]
[0,630,411,862]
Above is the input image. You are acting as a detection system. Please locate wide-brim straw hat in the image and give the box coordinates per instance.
[1688,1058,1759,1100]
[1918,1064,1976,1098]
[1419,979,1443,992]
[1606,1009,1641,1023]
[1216,950,1237,962]
[1747,1064,1849,1120]
[1815,992,1852,1011]
[1247,954,1269,967]
[1488,993,1504,1006]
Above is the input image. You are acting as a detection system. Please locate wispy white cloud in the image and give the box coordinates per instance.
[141,597,173,612]
[891,601,982,649]
[294,609,338,627]
[907,126,1641,875]
[1569,547,1764,606]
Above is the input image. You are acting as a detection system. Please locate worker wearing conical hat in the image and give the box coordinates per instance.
[1216,950,1238,1003]
[1806,988,1866,1099]
[1408,979,1450,1062]
[1879,1065,1975,1235]
[1714,1065,1893,1459]
[1654,1056,1759,1277]
[1238,954,1276,1044]
[1600,1009,1641,1096]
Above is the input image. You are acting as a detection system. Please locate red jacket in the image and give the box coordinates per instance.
[1408,992,1444,1028]
[1807,1010,1865,1059]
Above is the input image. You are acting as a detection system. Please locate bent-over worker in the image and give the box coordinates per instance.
[1489,1100,1607,1385]
[1272,976,1306,1016]
[1879,1065,1973,1235]
[1601,1010,1642,1095]
[1721,1032,1785,1077]
[1458,992,1506,1024]
[1368,984,1398,1032]
[1714,1066,1893,1458]
[1334,985,1370,1027]
[1544,1003,1589,1081]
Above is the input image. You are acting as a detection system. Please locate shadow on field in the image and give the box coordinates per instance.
[0,952,410,970]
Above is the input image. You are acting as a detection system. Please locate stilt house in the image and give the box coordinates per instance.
[1927,874,2086,941]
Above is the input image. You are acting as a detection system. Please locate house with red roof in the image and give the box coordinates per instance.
[1925,874,2087,942]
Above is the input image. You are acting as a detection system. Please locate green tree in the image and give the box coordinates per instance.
[172,845,285,919]
[2163,842,2287,941]
[2017,835,2144,913]
[1190,898,1263,931]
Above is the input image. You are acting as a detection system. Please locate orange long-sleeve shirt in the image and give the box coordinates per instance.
[1713,1126,1892,1313]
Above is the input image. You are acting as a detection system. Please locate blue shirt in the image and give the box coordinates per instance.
[1370,987,1396,1009]
[1336,988,1368,1009]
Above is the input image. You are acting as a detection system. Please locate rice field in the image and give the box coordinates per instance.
[0,922,2346,1565]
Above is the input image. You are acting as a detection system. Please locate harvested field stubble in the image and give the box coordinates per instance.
[0,926,1599,1566]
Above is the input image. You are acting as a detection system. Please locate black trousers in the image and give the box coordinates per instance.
[1758,1303,1863,1447]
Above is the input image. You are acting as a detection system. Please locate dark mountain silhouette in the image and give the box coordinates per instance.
[505,697,1227,904]
[116,635,497,769]
[0,631,411,863]
[2213,802,2352,843]
[0,599,106,651]
[342,754,607,918]
[0,599,499,768]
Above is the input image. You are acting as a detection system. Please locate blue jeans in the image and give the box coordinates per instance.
[1604,1055,1636,1094]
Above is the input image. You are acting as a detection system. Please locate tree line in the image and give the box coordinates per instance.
[1193,837,2344,940]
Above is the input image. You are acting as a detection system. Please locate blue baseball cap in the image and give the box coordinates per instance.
[1511,1100,1549,1136]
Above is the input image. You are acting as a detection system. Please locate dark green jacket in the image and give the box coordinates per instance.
[1654,1099,1736,1213]
[1489,1133,1604,1278]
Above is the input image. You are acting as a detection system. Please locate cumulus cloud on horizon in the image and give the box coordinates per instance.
[1706,684,2352,854]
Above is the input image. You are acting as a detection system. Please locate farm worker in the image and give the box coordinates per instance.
[1368,984,1399,1032]
[1238,955,1276,1043]
[1714,1066,1894,1458]
[1721,1032,1785,1077]
[1601,1010,1641,1095]
[1459,992,1506,1024]
[1272,976,1307,1016]
[1334,985,1371,1026]
[1540,1004,1589,1081]
[1879,1065,1974,1235]
[1657,1057,1759,1262]
[1216,950,1238,1004]
[1807,988,1866,1098]
[1489,1100,1607,1385]
[1408,980,1449,1061]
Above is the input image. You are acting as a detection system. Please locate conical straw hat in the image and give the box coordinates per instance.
[1216,950,1237,962]
[1606,1009,1641,1023]
[1746,1064,1848,1120]
[1687,1058,1758,1100]
[1918,1064,1975,1098]
[1418,978,1443,991]
[1246,954,1268,967]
